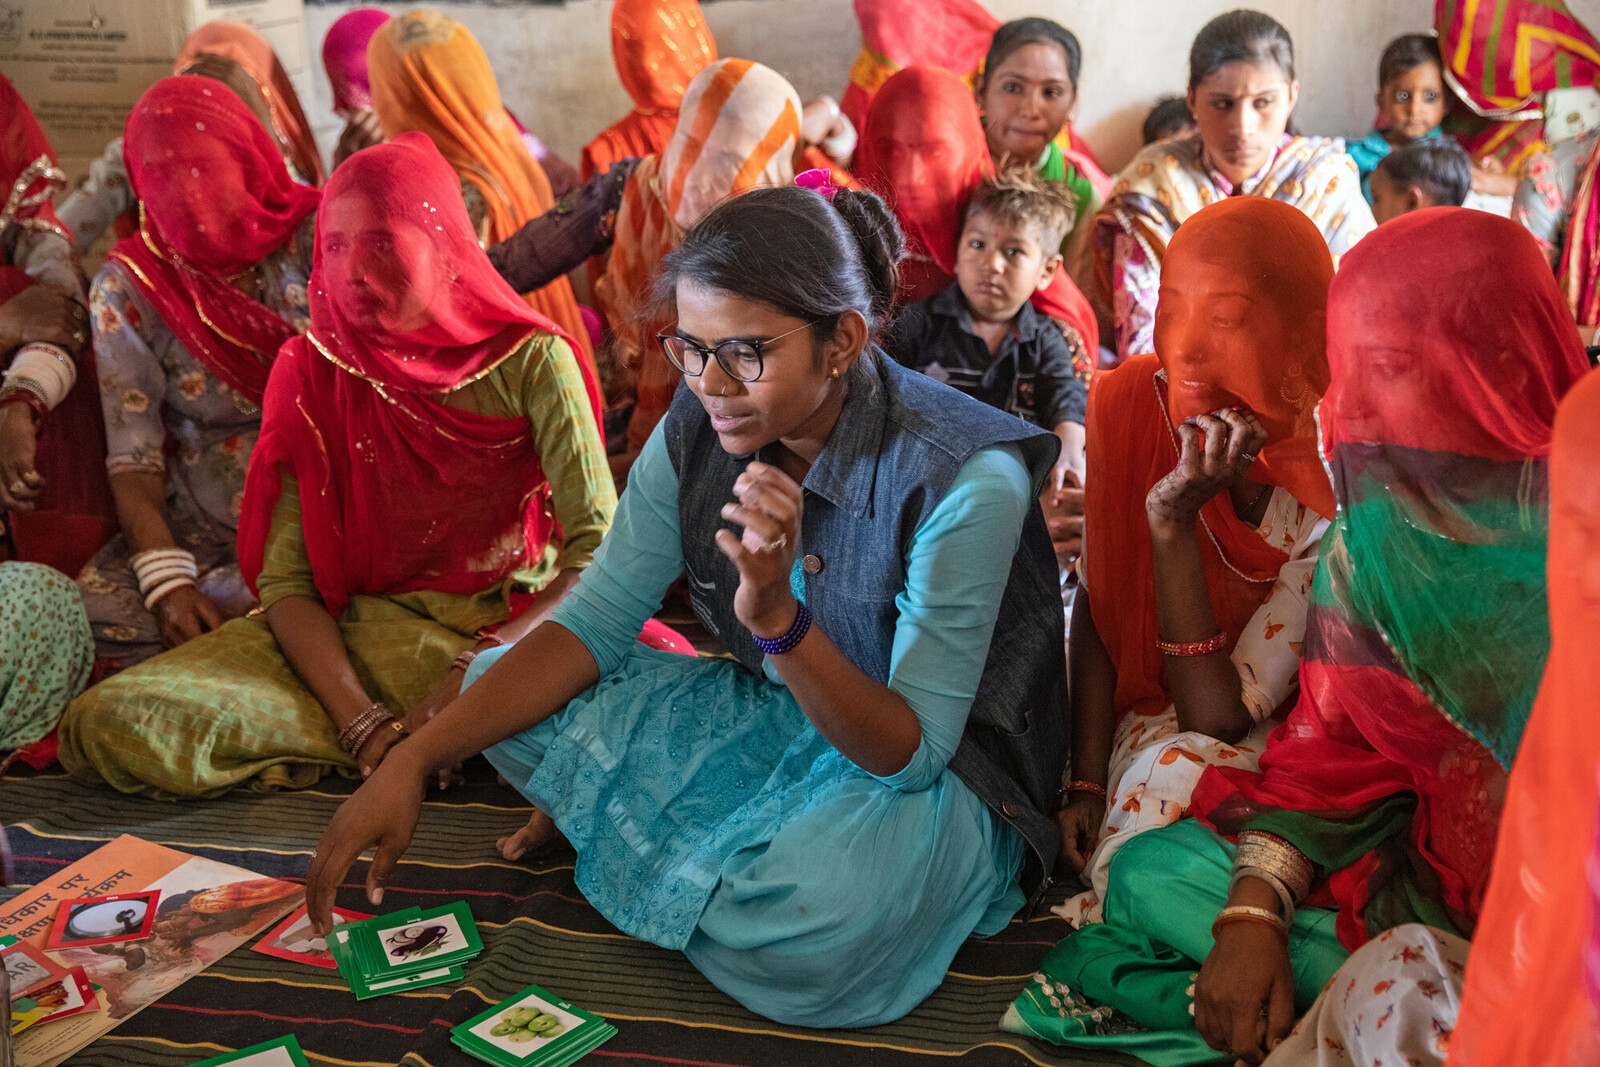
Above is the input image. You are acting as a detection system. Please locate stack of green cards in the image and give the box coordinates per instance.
[326,902,481,999]
[452,983,616,1067]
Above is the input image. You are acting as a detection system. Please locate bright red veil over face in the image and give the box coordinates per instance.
[857,66,993,304]
[110,75,320,405]
[238,134,592,617]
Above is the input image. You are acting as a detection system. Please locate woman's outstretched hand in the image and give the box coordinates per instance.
[305,752,428,935]
[1147,408,1267,529]
[715,460,804,639]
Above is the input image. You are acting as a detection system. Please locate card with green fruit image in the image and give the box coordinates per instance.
[451,982,615,1066]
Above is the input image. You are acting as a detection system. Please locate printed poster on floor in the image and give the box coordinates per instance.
[0,834,303,1067]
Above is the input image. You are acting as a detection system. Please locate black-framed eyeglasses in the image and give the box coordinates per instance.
[656,319,820,384]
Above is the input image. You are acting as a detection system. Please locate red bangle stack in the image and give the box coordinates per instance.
[0,389,45,426]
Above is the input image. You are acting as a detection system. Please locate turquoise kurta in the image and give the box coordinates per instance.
[466,427,1034,1027]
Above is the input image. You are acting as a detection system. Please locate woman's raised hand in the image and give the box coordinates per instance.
[1146,408,1267,529]
[714,460,803,639]
[305,752,428,935]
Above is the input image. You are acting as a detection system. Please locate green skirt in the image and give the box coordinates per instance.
[1001,819,1350,1066]
[59,595,474,798]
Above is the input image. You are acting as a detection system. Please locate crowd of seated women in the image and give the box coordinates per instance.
[4,1,1600,1062]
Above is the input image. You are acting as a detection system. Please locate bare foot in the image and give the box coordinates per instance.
[497,808,564,861]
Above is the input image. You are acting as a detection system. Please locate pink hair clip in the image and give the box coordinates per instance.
[795,168,842,201]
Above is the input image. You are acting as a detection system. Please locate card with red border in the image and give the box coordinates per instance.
[251,904,371,969]
[2,937,70,998]
[44,891,160,950]
[11,966,99,1034]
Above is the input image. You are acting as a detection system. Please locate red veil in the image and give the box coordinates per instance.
[108,77,319,407]
[238,133,595,618]
[855,66,1098,351]
[1193,208,1590,950]
[0,74,116,575]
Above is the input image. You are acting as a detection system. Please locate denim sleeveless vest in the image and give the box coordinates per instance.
[663,350,1070,900]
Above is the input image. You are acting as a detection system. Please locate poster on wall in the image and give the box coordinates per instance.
[0,0,311,175]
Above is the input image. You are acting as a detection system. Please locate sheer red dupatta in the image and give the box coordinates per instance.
[857,67,993,305]
[107,77,319,407]
[238,134,593,619]
[1193,209,1589,950]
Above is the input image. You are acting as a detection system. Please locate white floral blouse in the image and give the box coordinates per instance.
[89,233,311,534]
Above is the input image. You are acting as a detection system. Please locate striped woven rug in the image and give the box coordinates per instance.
[0,763,1136,1067]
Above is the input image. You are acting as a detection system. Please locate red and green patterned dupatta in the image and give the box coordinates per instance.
[1437,0,1600,173]
[1193,209,1590,952]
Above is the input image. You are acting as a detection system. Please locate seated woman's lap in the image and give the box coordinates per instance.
[471,643,1025,1028]
[1099,820,1346,1006]
[61,596,470,797]
[687,765,1023,1027]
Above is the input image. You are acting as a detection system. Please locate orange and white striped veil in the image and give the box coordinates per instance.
[595,58,802,452]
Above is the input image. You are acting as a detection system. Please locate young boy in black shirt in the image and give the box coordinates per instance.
[884,171,1088,493]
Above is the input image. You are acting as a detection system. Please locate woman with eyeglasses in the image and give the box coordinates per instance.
[304,183,1070,1028]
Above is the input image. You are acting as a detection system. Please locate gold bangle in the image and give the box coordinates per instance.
[1237,831,1314,901]
[1212,905,1288,946]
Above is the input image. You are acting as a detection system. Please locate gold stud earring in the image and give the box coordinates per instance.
[830,368,840,379]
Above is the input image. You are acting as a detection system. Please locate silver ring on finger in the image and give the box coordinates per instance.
[1239,451,1259,464]
[758,533,788,553]
[8,480,25,496]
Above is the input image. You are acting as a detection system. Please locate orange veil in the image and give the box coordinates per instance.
[1083,197,1334,724]
[175,21,325,186]
[583,0,717,180]
[1449,367,1600,1067]
[368,10,593,367]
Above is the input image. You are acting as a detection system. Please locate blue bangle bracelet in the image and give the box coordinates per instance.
[752,601,811,656]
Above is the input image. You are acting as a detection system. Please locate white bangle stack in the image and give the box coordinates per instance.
[132,548,198,611]
[3,343,77,412]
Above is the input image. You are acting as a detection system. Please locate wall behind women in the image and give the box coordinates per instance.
[308,0,1595,175]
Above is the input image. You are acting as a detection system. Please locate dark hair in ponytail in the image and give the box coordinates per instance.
[1189,9,1295,91]
[655,185,905,345]
[982,17,1082,93]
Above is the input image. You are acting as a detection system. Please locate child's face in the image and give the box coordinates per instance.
[1377,62,1446,144]
[955,210,1058,324]
[1370,169,1427,225]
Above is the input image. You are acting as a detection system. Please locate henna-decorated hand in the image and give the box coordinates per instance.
[1146,408,1266,531]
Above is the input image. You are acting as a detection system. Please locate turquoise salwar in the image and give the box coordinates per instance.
[471,643,1023,1028]
[459,432,1038,1028]
[1002,820,1350,1065]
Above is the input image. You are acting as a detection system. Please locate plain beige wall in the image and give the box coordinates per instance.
[302,0,1449,174]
